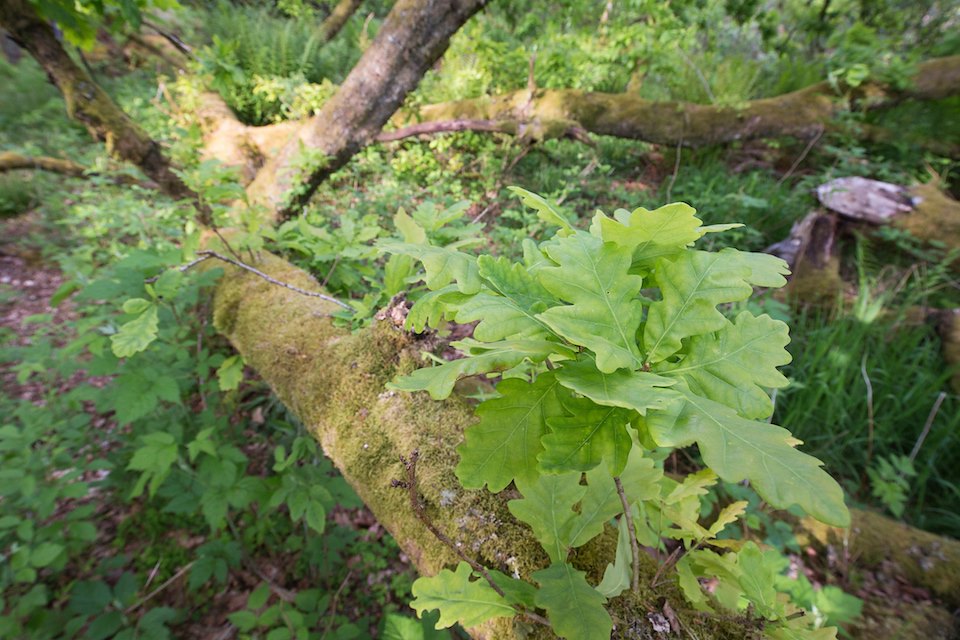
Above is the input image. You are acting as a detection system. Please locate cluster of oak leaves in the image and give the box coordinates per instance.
[380,189,849,639]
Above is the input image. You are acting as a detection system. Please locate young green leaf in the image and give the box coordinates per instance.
[719,248,790,288]
[592,202,703,268]
[111,302,159,358]
[658,311,791,419]
[508,186,574,234]
[537,233,644,372]
[643,251,754,364]
[567,467,626,548]
[454,255,560,342]
[486,570,539,609]
[388,339,569,400]
[217,355,245,391]
[457,372,567,492]
[596,516,633,598]
[646,392,850,527]
[394,208,428,244]
[556,358,679,414]
[508,472,584,563]
[411,562,516,629]
[405,285,466,332]
[380,242,481,294]
[540,396,633,474]
[533,562,612,640]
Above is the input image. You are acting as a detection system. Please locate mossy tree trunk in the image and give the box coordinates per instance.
[318,0,364,42]
[245,0,488,218]
[0,0,197,202]
[210,248,960,640]
[397,55,960,147]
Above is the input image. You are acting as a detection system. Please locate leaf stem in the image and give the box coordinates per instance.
[614,476,641,592]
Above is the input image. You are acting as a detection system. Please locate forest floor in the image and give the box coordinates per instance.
[0,214,418,638]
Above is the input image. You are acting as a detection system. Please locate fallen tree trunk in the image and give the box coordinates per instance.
[396,55,960,147]
[7,0,960,634]
[209,246,960,639]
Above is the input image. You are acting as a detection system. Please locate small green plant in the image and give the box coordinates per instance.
[867,454,916,518]
[383,189,850,638]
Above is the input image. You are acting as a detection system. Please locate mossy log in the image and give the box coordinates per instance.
[396,56,960,147]
[0,0,196,203]
[209,247,960,639]
[0,151,149,186]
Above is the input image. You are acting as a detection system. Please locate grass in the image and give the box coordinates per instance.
[775,304,960,536]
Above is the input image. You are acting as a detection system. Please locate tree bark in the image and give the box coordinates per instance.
[0,151,88,177]
[246,0,488,218]
[401,55,960,148]
[0,0,197,204]
[318,0,364,42]
[0,151,150,186]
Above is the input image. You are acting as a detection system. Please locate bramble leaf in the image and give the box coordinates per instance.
[646,392,850,527]
[643,251,754,364]
[389,339,570,400]
[537,233,644,372]
[533,563,611,640]
[457,372,567,491]
[658,311,791,419]
[556,358,679,414]
[410,562,515,629]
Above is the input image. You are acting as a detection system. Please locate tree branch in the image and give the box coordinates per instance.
[318,0,363,42]
[405,55,960,148]
[246,0,488,218]
[0,151,152,186]
[0,0,199,206]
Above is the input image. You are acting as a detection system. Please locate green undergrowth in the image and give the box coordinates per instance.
[185,1,371,124]
[0,61,429,637]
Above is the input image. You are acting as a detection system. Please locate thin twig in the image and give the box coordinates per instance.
[666,135,683,202]
[860,353,875,467]
[649,546,683,589]
[320,254,341,290]
[211,226,245,263]
[396,451,505,597]
[777,126,824,185]
[614,476,641,593]
[149,250,352,311]
[125,561,195,613]
[393,451,550,627]
[319,570,354,639]
[909,391,947,463]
